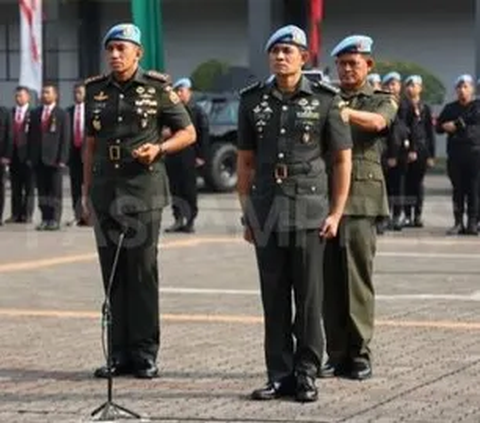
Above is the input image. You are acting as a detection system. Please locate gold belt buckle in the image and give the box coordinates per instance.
[109,145,121,161]
[274,163,288,180]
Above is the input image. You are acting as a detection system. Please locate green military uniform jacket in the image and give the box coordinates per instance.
[85,68,192,214]
[341,83,398,217]
[238,76,352,232]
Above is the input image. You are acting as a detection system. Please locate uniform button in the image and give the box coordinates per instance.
[119,94,124,99]
[118,116,123,122]
[280,128,286,134]
[282,105,288,111]
[278,153,284,159]
[368,173,373,179]
[114,164,120,169]
[149,166,153,171]
[276,178,283,184]
[311,186,316,192]
[116,139,121,144]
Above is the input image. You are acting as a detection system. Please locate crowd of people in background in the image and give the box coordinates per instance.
[366,71,480,236]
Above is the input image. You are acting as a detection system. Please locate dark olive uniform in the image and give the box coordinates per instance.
[323,83,397,367]
[85,68,192,366]
[238,76,352,382]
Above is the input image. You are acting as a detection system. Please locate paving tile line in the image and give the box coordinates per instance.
[335,356,480,423]
[1,235,480,274]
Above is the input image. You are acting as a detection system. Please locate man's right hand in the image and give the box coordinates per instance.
[387,158,397,168]
[407,151,418,163]
[442,121,457,133]
[243,227,254,244]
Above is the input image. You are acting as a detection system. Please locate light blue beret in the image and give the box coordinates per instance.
[405,75,423,86]
[265,25,308,52]
[455,74,473,86]
[330,35,373,57]
[367,73,381,84]
[173,78,192,90]
[382,72,402,85]
[103,23,141,47]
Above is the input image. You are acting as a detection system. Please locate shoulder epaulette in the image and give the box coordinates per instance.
[84,74,107,85]
[239,81,262,95]
[145,70,171,83]
[313,80,340,94]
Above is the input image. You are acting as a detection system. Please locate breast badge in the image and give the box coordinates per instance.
[93,117,101,131]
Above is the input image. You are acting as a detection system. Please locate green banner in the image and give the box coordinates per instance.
[131,0,165,71]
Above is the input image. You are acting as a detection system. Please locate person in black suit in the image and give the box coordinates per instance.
[28,84,70,231]
[7,86,34,223]
[164,77,209,233]
[66,82,87,226]
[0,105,13,225]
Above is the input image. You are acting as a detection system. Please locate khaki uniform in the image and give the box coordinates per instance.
[85,68,191,365]
[239,76,352,381]
[324,83,397,364]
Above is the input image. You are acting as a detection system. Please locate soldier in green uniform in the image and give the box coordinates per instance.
[237,25,352,402]
[321,35,398,380]
[82,24,196,379]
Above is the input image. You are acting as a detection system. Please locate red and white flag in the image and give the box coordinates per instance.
[19,0,42,95]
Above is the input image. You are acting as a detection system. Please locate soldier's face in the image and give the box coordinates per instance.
[74,86,85,103]
[176,87,191,104]
[41,87,57,104]
[15,89,29,106]
[268,44,307,76]
[385,80,402,96]
[456,82,474,101]
[405,83,422,98]
[336,53,372,89]
[106,41,141,73]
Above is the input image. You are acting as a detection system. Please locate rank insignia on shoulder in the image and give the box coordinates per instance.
[168,90,180,104]
[239,81,261,95]
[146,70,171,83]
[84,74,107,85]
[314,80,340,94]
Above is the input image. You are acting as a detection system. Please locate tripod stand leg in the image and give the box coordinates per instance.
[91,400,142,420]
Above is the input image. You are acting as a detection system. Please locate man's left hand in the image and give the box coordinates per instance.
[427,158,435,168]
[320,214,341,239]
[132,143,162,165]
[0,157,10,165]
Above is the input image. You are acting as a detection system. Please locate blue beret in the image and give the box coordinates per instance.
[455,74,473,86]
[265,25,308,52]
[367,73,381,84]
[405,75,423,86]
[382,72,402,85]
[173,78,192,90]
[330,35,373,57]
[103,23,141,47]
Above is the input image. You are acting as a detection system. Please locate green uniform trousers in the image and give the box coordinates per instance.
[255,230,325,381]
[323,216,377,363]
[93,208,162,364]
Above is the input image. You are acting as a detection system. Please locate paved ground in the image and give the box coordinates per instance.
[0,174,479,423]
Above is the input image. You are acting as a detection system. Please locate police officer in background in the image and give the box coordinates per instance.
[399,75,435,227]
[0,104,12,225]
[367,73,382,91]
[380,71,403,231]
[237,25,352,402]
[322,35,398,381]
[436,74,480,235]
[82,24,196,379]
[164,77,209,233]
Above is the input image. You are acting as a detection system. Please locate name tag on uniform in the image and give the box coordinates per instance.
[296,111,320,120]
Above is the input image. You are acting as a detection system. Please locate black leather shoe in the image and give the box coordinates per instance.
[94,361,132,378]
[295,374,318,403]
[35,221,48,231]
[180,223,195,233]
[413,216,424,228]
[349,358,372,380]
[446,224,465,236]
[391,217,403,231]
[133,359,159,379]
[46,221,60,231]
[318,360,350,378]
[465,221,478,236]
[250,377,295,400]
[165,220,184,233]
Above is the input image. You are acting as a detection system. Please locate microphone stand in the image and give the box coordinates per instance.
[91,231,142,421]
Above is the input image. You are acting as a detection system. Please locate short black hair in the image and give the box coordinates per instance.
[43,83,58,93]
[74,81,85,90]
[15,86,30,94]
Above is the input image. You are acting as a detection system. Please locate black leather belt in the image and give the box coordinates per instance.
[108,145,121,161]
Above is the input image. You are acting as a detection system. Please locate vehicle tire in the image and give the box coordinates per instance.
[204,143,237,192]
